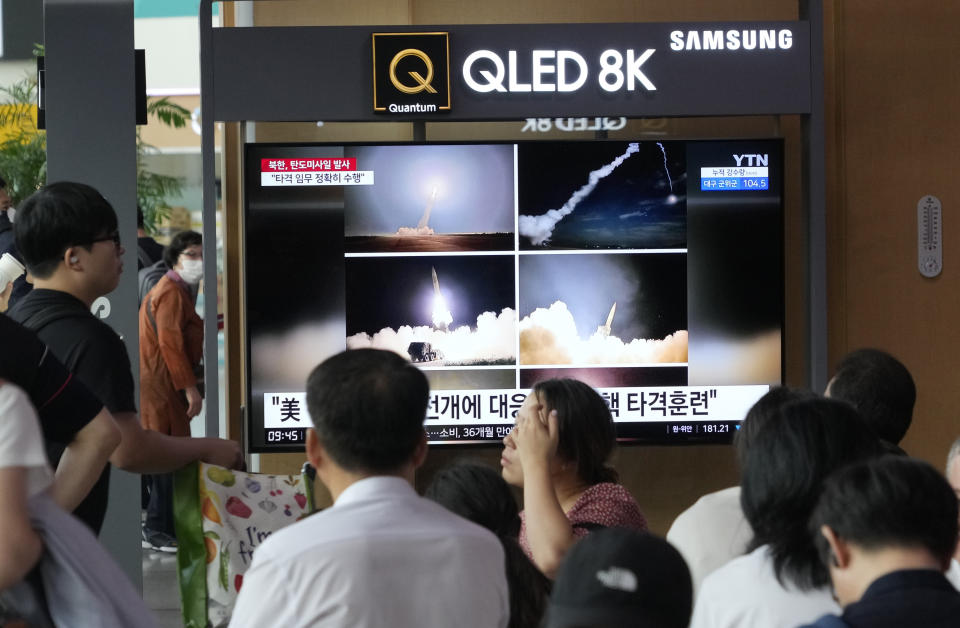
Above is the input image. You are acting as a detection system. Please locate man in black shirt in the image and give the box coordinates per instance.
[0,313,119,514]
[136,205,163,270]
[9,181,241,535]
[800,456,960,628]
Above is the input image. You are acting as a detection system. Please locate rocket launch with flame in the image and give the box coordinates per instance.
[596,302,617,337]
[431,266,453,331]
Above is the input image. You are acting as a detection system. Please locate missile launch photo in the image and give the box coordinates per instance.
[518,141,687,250]
[519,252,688,366]
[345,255,516,366]
[345,144,515,253]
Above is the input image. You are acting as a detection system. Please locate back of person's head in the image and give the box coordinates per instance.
[827,348,915,445]
[136,205,145,229]
[734,386,816,468]
[740,397,883,590]
[545,529,692,628]
[14,181,118,279]
[532,378,617,485]
[425,461,520,538]
[811,456,959,571]
[163,230,202,269]
[305,348,428,474]
[425,461,551,628]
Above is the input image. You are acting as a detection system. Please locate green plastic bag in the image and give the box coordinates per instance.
[174,462,316,628]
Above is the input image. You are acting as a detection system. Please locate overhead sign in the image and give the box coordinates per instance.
[210,21,811,122]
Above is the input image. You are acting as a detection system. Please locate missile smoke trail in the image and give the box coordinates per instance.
[519,142,641,246]
[657,142,673,192]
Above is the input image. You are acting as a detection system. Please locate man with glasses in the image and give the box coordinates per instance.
[8,181,241,534]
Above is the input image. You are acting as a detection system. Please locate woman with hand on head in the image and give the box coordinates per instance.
[501,378,647,578]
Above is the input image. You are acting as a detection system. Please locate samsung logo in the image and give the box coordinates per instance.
[670,29,793,51]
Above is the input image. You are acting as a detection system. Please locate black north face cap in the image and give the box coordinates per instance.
[544,528,693,628]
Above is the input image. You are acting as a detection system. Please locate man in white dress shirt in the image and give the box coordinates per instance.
[230,348,510,628]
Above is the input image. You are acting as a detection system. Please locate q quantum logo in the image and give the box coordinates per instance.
[372,32,451,114]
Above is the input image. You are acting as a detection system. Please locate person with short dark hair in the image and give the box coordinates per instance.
[826,348,915,448]
[690,397,884,628]
[426,461,552,628]
[8,181,241,534]
[501,378,647,578]
[544,528,693,628]
[667,386,815,594]
[135,205,164,270]
[139,229,204,550]
[230,349,509,628]
[799,456,960,628]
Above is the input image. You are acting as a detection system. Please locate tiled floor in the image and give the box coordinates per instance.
[142,547,183,628]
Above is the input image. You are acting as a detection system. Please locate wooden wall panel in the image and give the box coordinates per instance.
[412,0,797,25]
[253,0,410,26]
[828,1,960,467]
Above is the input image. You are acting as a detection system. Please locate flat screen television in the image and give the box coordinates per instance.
[244,139,783,452]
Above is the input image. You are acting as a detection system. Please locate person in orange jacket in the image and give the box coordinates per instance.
[139,230,204,551]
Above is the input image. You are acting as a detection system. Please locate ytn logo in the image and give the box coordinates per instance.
[732,154,769,167]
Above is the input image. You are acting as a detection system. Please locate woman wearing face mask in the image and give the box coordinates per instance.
[137,230,204,551]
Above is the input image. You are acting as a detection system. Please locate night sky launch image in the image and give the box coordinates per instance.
[345,255,516,366]
[519,253,687,366]
[518,141,686,250]
[345,144,515,252]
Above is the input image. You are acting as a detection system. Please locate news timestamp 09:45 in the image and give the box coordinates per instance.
[266,428,305,443]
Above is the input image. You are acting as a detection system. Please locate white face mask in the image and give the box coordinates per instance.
[178,258,203,285]
[6,208,15,223]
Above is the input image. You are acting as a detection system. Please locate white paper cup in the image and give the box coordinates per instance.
[0,252,25,287]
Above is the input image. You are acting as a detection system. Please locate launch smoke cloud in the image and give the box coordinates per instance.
[518,142,641,246]
[519,301,687,365]
[347,308,516,365]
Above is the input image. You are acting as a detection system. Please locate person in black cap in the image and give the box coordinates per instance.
[544,528,693,628]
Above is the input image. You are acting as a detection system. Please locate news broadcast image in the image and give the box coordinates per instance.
[245,139,783,451]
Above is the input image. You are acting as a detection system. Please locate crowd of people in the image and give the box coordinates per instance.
[1,179,959,627]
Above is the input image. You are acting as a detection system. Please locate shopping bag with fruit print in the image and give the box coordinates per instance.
[174,461,317,628]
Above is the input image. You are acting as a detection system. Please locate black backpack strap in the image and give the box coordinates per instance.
[17,303,88,333]
[137,244,153,269]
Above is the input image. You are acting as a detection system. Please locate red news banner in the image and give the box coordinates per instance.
[260,157,375,186]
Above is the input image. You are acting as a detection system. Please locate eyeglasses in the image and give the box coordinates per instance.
[86,232,122,248]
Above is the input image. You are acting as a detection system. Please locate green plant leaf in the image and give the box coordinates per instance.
[0,69,188,232]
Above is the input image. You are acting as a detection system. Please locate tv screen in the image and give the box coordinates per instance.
[244,139,783,452]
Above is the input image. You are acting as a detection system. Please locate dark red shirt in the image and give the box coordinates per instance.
[519,482,648,559]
